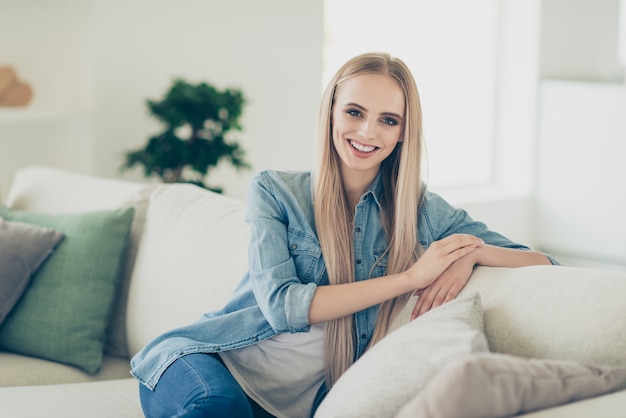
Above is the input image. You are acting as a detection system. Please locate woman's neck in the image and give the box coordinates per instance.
[341,168,378,210]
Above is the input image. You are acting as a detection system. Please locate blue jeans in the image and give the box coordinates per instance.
[139,353,275,418]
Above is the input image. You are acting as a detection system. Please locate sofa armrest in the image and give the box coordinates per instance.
[460,265,626,367]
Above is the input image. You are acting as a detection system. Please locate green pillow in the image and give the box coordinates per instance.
[0,206,134,374]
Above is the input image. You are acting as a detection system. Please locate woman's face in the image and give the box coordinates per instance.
[331,73,405,186]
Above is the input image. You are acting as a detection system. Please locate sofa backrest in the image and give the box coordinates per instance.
[11,167,625,370]
[5,166,151,214]
[5,166,251,360]
[4,166,156,359]
[125,183,250,357]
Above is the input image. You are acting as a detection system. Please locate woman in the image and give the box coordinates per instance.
[131,52,555,418]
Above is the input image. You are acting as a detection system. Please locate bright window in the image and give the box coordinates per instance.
[324,0,499,189]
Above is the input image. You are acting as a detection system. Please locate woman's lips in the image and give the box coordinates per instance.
[349,139,377,153]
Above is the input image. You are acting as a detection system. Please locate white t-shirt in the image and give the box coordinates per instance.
[219,323,326,418]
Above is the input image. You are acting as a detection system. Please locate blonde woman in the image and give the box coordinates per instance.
[131,52,555,418]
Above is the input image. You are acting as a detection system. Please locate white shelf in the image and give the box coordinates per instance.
[0,106,92,124]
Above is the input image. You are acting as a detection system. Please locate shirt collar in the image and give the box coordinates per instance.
[360,170,384,210]
[310,169,385,210]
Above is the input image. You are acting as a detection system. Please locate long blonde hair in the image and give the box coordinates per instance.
[314,52,424,387]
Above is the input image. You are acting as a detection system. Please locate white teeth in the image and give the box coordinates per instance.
[350,140,376,152]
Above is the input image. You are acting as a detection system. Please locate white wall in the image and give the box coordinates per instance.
[541,0,623,82]
[1,0,624,268]
[88,0,323,199]
[436,0,541,248]
[0,1,95,199]
[534,0,626,269]
[0,0,323,200]
[535,81,626,267]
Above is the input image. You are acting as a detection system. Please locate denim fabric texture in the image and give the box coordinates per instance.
[139,353,274,418]
[131,170,537,390]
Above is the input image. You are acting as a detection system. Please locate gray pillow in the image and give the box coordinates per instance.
[0,217,64,325]
[395,352,626,418]
[315,293,488,418]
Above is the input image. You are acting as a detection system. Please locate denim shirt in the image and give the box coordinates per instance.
[131,169,545,390]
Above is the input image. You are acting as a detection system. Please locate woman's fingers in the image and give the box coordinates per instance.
[411,250,477,319]
[432,234,482,267]
[435,234,483,255]
[411,285,441,319]
[409,234,481,288]
[411,279,460,319]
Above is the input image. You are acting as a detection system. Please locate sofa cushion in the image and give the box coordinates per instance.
[5,165,156,359]
[0,218,63,325]
[126,184,249,356]
[0,206,134,374]
[315,293,488,418]
[0,352,132,387]
[395,352,626,418]
[0,378,143,417]
[459,266,626,367]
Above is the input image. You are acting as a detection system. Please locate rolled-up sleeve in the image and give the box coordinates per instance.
[244,172,318,333]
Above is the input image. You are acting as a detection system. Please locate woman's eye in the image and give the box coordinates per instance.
[347,109,361,117]
[382,118,398,126]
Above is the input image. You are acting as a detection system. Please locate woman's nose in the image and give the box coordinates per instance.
[358,119,376,141]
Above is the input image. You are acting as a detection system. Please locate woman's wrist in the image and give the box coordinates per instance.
[471,244,552,267]
[468,245,483,266]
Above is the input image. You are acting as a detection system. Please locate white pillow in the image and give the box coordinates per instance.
[314,293,488,418]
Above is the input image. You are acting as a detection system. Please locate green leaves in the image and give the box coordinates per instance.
[121,78,249,192]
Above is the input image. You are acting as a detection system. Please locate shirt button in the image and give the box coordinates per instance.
[355,227,361,233]
[361,334,367,339]
[356,259,362,264]
[291,244,297,250]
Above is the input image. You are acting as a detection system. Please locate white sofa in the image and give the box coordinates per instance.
[0,165,624,418]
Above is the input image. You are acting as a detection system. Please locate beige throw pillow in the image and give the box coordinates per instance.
[395,352,626,418]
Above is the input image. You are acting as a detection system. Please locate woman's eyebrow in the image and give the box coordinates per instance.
[345,102,367,111]
[381,111,403,120]
[345,102,403,120]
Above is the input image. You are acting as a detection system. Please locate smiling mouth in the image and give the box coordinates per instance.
[349,139,377,153]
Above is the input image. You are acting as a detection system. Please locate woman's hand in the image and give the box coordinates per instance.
[410,252,476,320]
[408,243,553,320]
[309,234,482,325]
[405,234,482,292]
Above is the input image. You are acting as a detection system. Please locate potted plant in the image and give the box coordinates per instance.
[121,78,250,193]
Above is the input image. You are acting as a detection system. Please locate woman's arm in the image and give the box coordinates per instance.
[308,234,483,324]
[410,245,552,319]
[408,189,558,319]
[245,173,481,330]
[474,245,552,267]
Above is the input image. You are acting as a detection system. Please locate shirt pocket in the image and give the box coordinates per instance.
[287,229,323,284]
[371,250,389,278]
